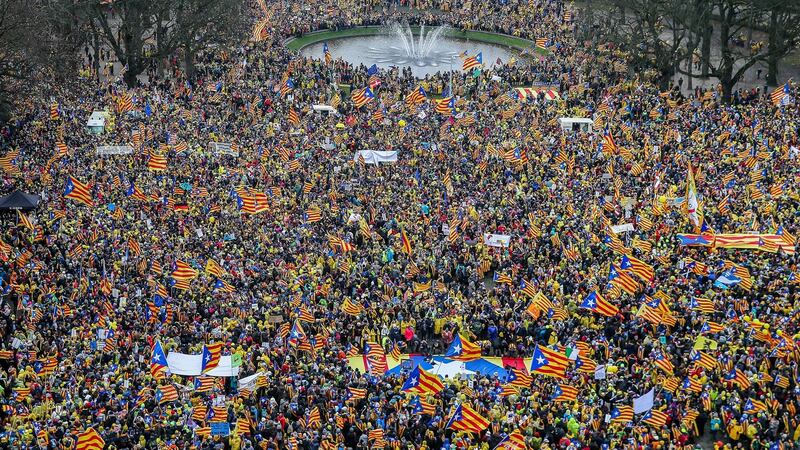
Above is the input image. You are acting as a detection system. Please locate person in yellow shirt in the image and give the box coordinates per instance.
[727,419,742,441]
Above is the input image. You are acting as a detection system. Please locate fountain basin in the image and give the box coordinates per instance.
[291,26,533,78]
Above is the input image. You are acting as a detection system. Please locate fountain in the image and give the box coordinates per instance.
[297,22,515,77]
[364,23,457,68]
[388,23,451,62]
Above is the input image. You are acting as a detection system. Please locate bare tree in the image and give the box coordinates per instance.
[589,0,695,90]
[676,0,784,102]
[66,0,244,86]
[162,0,245,80]
[587,0,799,102]
[760,0,800,85]
[89,0,160,86]
[0,0,85,122]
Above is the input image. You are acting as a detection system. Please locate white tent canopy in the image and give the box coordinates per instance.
[514,87,560,101]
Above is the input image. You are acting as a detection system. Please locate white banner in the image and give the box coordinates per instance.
[354,150,398,165]
[209,142,238,157]
[594,364,606,380]
[633,388,654,414]
[483,233,511,248]
[610,223,635,234]
[166,352,240,377]
[96,145,133,155]
[238,372,265,391]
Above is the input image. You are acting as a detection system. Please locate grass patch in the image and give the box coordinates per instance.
[285,26,546,55]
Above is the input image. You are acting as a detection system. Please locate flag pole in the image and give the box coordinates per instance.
[449,56,453,97]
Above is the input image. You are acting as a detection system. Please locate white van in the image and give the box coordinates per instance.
[86,111,110,134]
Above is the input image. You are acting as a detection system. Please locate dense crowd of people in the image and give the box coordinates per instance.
[0,0,798,449]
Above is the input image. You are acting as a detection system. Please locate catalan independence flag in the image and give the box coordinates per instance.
[608,264,640,295]
[495,430,526,450]
[155,384,179,403]
[193,376,215,392]
[620,254,654,281]
[304,206,322,223]
[345,387,366,402]
[49,102,60,121]
[550,384,579,402]
[364,340,388,376]
[17,210,34,230]
[351,87,375,108]
[445,403,489,433]
[610,405,633,423]
[205,259,226,277]
[581,291,619,317]
[435,96,455,115]
[64,176,94,207]
[171,260,198,280]
[213,278,235,293]
[770,81,791,106]
[323,42,332,64]
[201,342,223,373]
[279,79,294,96]
[408,395,436,415]
[288,108,300,125]
[303,406,321,428]
[405,86,427,107]
[150,340,168,379]
[600,128,618,154]
[444,334,481,361]
[461,52,482,71]
[341,297,364,315]
[505,368,533,388]
[402,365,444,394]
[530,344,569,378]
[642,409,668,427]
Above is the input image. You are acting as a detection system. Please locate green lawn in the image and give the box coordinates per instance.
[285,26,546,55]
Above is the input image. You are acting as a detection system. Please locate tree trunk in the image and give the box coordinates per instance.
[700,24,712,78]
[658,73,672,91]
[765,8,781,86]
[720,78,733,104]
[766,57,779,86]
[184,43,196,80]
[91,27,101,81]
[122,21,145,87]
[717,3,734,104]
[124,64,138,87]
